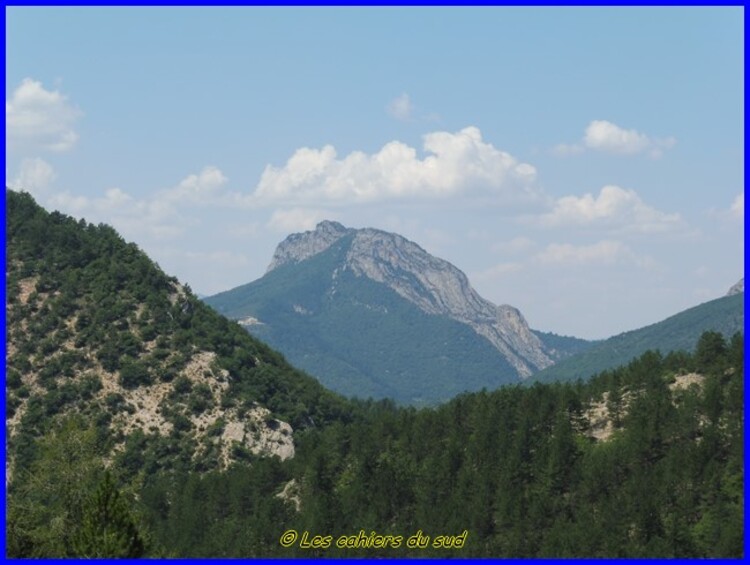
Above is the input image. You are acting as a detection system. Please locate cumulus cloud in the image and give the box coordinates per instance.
[532,241,658,271]
[584,120,651,154]
[386,93,414,121]
[45,185,187,239]
[46,190,91,214]
[7,157,57,195]
[473,239,659,302]
[161,166,228,203]
[267,207,334,233]
[32,166,233,242]
[555,120,676,158]
[253,127,538,205]
[730,193,743,219]
[6,78,82,152]
[535,185,681,233]
[534,240,636,266]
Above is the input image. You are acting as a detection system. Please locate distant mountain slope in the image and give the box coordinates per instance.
[268,221,555,375]
[532,292,744,384]
[206,221,593,405]
[532,329,599,360]
[207,234,521,405]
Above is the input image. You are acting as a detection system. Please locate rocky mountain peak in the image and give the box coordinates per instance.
[267,220,352,272]
[316,219,348,234]
[344,228,552,377]
[267,221,554,377]
[727,278,744,296]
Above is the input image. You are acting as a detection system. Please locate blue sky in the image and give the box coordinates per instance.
[5,6,744,339]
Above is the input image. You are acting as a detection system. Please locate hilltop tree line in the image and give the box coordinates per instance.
[8,332,743,557]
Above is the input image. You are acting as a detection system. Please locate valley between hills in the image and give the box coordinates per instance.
[5,189,744,558]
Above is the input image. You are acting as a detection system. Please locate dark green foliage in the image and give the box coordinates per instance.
[172,375,192,395]
[171,413,193,432]
[694,330,728,372]
[7,368,23,389]
[188,383,214,414]
[135,338,742,558]
[71,472,146,557]
[532,329,598,360]
[119,359,152,389]
[140,461,292,556]
[6,417,148,557]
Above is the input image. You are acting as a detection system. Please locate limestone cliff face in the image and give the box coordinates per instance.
[268,221,554,377]
[727,278,744,296]
[267,220,352,272]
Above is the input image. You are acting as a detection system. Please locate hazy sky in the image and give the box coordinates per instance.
[5,7,744,339]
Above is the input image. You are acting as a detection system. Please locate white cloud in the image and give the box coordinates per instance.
[6,78,82,152]
[45,185,187,240]
[706,192,745,227]
[555,120,676,158]
[535,185,681,233]
[100,187,133,210]
[11,165,235,243]
[534,240,634,265]
[266,208,334,233]
[7,157,57,195]
[163,166,228,203]
[584,120,651,154]
[476,238,658,284]
[730,193,743,219]
[38,167,232,241]
[533,240,659,270]
[386,93,413,121]
[253,127,538,205]
[48,191,90,214]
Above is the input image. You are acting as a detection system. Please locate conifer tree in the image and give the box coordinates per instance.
[71,471,147,557]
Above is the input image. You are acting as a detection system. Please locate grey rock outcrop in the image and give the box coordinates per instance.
[268,221,554,377]
[267,220,351,272]
[727,278,744,296]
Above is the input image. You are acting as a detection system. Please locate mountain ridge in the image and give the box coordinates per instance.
[265,220,556,376]
[532,290,744,384]
[206,221,592,403]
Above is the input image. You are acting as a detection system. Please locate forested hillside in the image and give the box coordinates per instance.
[5,189,353,556]
[5,190,743,558]
[140,332,743,558]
